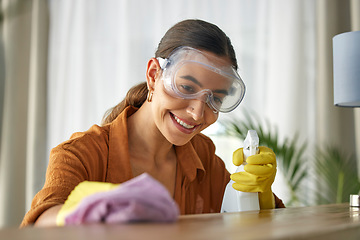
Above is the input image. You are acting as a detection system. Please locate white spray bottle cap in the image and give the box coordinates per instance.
[243,130,259,163]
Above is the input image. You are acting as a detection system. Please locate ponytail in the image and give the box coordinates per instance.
[101,82,148,125]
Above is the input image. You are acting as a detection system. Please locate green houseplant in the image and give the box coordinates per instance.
[313,146,360,204]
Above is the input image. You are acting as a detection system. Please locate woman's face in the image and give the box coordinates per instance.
[151,78,219,146]
[149,51,234,146]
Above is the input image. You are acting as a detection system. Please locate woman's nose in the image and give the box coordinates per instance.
[186,99,206,121]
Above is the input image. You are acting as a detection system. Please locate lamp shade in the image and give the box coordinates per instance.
[333,31,360,107]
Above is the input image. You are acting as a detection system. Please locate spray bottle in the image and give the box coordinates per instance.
[221,130,260,212]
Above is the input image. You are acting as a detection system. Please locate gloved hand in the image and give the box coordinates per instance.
[56,173,179,226]
[56,181,120,226]
[230,146,277,209]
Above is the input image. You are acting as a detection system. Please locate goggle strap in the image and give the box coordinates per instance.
[157,57,168,69]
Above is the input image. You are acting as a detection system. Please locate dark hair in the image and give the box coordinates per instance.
[101,19,237,125]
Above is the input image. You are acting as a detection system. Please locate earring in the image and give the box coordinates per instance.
[147,90,153,102]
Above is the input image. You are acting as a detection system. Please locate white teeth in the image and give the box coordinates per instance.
[173,115,195,129]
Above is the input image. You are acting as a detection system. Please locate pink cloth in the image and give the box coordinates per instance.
[64,173,179,225]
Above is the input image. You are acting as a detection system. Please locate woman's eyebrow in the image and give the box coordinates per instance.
[213,89,228,95]
[180,75,203,87]
[180,75,228,95]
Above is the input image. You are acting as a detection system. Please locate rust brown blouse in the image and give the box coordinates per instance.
[21,106,284,227]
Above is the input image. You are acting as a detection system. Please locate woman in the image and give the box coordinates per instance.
[21,19,284,227]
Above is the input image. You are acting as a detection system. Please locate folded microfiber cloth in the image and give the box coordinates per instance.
[57,173,179,225]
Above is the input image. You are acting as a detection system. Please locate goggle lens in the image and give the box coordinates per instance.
[160,47,245,113]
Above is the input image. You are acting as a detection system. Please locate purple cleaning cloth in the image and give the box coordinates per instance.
[64,173,180,225]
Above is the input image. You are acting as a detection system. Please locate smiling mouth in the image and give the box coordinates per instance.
[172,114,196,129]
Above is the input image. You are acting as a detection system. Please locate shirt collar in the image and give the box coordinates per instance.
[175,141,206,183]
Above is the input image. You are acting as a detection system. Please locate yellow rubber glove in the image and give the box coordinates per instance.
[56,181,119,226]
[230,146,277,209]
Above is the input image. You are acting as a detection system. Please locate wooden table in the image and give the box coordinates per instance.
[2,203,360,240]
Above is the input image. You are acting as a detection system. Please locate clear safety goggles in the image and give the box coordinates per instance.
[157,46,245,113]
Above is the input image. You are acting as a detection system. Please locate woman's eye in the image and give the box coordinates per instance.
[213,96,223,104]
[180,85,195,93]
